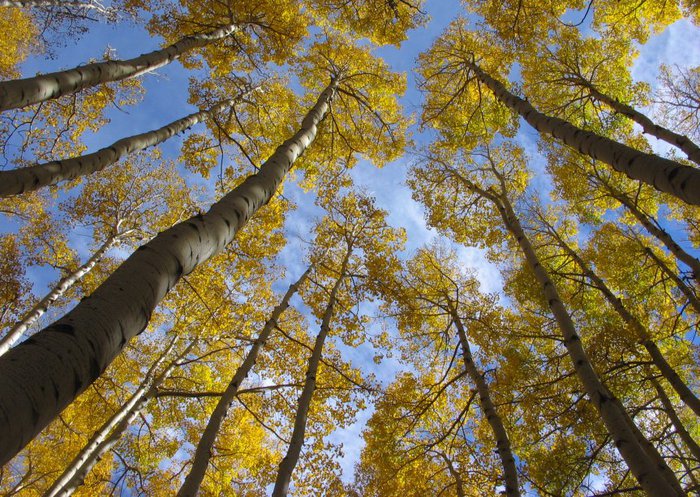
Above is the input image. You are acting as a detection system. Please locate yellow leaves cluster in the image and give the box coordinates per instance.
[0,8,37,79]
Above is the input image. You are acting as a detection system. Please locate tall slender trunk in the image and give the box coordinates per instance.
[0,86,259,196]
[644,245,700,315]
[43,336,190,497]
[0,79,338,465]
[467,61,700,206]
[0,235,117,357]
[272,250,351,497]
[544,224,700,416]
[0,0,108,9]
[496,196,683,495]
[0,24,240,112]
[609,189,700,281]
[436,451,466,497]
[651,377,700,464]
[584,83,700,165]
[449,307,521,497]
[177,268,311,497]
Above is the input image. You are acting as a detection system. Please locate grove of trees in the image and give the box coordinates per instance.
[0,0,699,495]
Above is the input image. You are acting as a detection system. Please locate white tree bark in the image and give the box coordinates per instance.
[468,61,700,206]
[43,335,188,497]
[644,245,700,315]
[449,307,521,497]
[0,79,338,465]
[540,219,700,417]
[272,250,350,497]
[0,85,259,196]
[0,23,239,112]
[607,189,700,281]
[651,377,700,463]
[0,235,117,357]
[585,83,700,165]
[177,267,311,497]
[496,197,684,496]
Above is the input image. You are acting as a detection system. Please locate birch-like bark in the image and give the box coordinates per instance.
[467,61,700,206]
[0,235,117,357]
[644,246,700,315]
[0,85,259,196]
[449,307,521,497]
[0,79,338,465]
[496,197,683,495]
[608,189,700,280]
[543,223,700,416]
[0,24,240,112]
[0,0,109,9]
[651,377,700,463]
[584,83,700,165]
[271,250,350,497]
[43,336,189,497]
[177,267,312,497]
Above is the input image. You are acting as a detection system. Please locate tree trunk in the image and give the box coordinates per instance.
[610,189,700,281]
[0,235,117,357]
[651,377,700,464]
[585,83,700,165]
[644,245,700,315]
[43,335,189,497]
[467,61,700,206]
[449,307,521,497]
[544,224,700,416]
[0,24,240,112]
[0,85,259,196]
[0,79,338,465]
[436,451,466,497]
[271,250,350,497]
[177,267,311,497]
[496,197,684,496]
[0,0,108,8]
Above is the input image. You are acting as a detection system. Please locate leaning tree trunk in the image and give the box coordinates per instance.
[650,376,700,464]
[545,224,700,417]
[272,250,350,497]
[0,23,240,112]
[0,78,338,465]
[43,336,190,497]
[177,267,311,497]
[449,307,521,497]
[608,189,700,281]
[0,0,109,8]
[467,61,700,206]
[0,85,259,196]
[0,234,117,357]
[495,196,684,496]
[436,451,466,497]
[644,245,700,315]
[584,83,700,165]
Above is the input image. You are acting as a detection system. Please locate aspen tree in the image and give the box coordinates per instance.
[272,190,404,495]
[419,23,700,206]
[0,83,260,196]
[272,250,351,497]
[376,245,522,496]
[531,206,700,416]
[0,22,244,112]
[177,267,312,496]
[410,143,685,495]
[0,79,338,464]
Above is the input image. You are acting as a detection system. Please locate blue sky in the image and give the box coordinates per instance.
[4,0,700,492]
